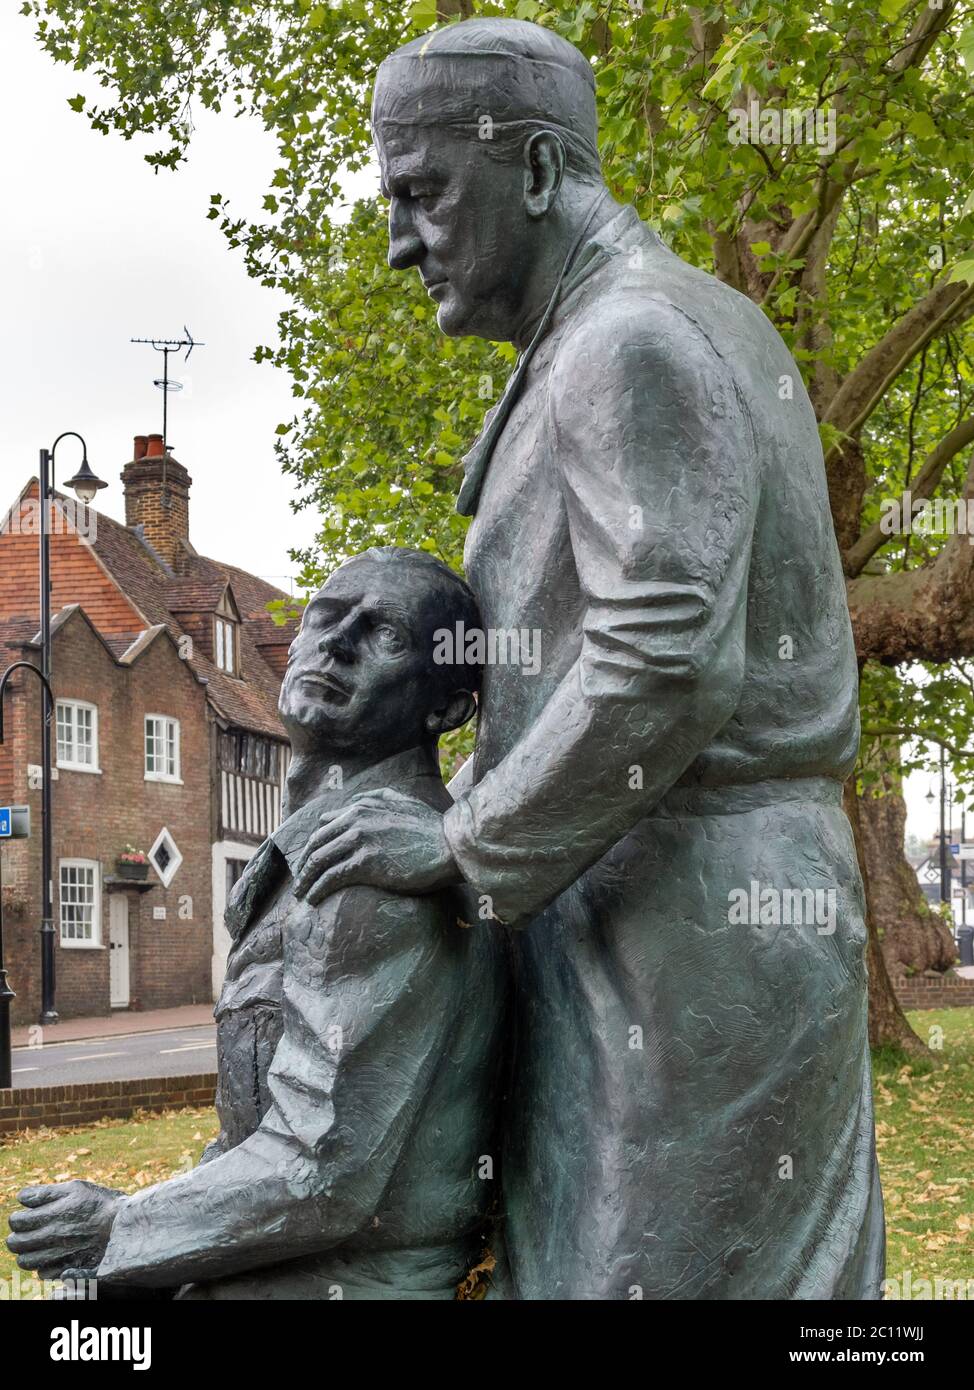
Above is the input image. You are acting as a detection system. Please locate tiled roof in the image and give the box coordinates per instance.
[174,549,299,645]
[1,481,146,637]
[165,578,229,613]
[103,632,147,660]
[1,480,300,741]
[0,617,39,658]
[90,512,298,740]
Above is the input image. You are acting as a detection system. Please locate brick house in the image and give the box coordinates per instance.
[0,433,299,1025]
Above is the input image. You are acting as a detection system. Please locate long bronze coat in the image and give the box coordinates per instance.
[443,205,885,1300]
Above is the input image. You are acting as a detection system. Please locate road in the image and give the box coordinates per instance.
[10,1025,217,1088]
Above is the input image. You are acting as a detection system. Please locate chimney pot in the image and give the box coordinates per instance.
[133,435,148,461]
[146,433,165,458]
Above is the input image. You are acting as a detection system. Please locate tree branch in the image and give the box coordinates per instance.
[848,449,974,662]
[844,416,974,576]
[823,277,974,449]
[886,0,957,75]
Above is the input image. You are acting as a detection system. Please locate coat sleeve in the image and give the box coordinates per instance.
[442,300,759,922]
[96,890,452,1288]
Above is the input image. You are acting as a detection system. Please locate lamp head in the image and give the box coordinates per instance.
[65,457,108,506]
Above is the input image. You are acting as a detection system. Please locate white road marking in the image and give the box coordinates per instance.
[12,1067,39,1074]
[63,1051,127,1063]
[159,1043,216,1054]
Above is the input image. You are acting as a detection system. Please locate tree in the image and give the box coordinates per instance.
[25,0,974,1048]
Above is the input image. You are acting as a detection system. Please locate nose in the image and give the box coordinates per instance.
[387,198,424,271]
[318,615,357,663]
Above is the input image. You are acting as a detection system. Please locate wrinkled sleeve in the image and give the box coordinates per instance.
[443,304,759,922]
[97,890,450,1288]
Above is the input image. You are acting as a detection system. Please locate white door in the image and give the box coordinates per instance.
[109,895,130,1008]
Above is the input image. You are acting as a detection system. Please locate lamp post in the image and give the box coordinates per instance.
[926,745,953,910]
[962,800,968,930]
[0,435,106,1028]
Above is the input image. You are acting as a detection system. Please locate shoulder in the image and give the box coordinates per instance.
[549,281,729,406]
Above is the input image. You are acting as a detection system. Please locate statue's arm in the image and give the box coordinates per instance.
[442,301,758,922]
[95,891,451,1288]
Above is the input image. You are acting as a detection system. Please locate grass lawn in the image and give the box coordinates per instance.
[874,1007,974,1297]
[0,1105,217,1291]
[0,1009,971,1297]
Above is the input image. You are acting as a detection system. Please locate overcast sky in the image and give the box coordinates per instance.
[0,6,949,842]
[0,4,378,596]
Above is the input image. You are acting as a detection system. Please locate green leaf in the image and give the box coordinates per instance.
[907,111,936,140]
[948,259,974,286]
[958,25,974,75]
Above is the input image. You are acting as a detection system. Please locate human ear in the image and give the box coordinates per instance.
[522,130,566,218]
[425,690,477,737]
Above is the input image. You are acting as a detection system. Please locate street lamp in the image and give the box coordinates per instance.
[63,457,108,506]
[925,749,952,907]
[937,746,951,908]
[0,434,106,1031]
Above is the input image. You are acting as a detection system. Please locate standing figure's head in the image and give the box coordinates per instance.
[372,18,607,344]
[279,547,481,762]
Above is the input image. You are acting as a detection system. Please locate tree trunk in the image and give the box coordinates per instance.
[858,774,956,978]
[843,779,925,1054]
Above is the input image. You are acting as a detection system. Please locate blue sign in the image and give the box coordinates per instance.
[0,806,28,838]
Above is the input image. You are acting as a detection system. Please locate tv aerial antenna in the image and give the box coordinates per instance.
[129,327,205,450]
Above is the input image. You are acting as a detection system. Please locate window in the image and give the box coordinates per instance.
[226,858,249,901]
[149,827,183,887]
[218,731,281,781]
[145,715,181,783]
[59,860,101,947]
[56,700,99,772]
[215,618,237,675]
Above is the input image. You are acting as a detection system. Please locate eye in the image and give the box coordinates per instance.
[404,184,439,206]
[373,623,405,652]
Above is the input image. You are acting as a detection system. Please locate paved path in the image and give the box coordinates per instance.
[10,1023,217,1088]
[11,1002,214,1049]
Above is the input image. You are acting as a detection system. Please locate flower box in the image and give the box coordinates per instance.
[115,859,149,882]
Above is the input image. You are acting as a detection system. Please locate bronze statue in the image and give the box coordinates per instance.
[293,18,885,1300]
[9,17,883,1302]
[7,549,509,1300]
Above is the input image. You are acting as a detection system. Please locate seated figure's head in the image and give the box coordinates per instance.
[372,18,605,342]
[279,547,481,762]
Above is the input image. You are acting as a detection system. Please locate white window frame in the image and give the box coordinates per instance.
[148,827,183,888]
[55,698,100,774]
[145,714,182,784]
[58,858,102,949]
[215,617,237,675]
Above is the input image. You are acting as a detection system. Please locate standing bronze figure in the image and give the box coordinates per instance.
[296,17,884,1300]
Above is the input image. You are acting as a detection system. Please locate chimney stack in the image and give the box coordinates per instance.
[122,434,192,569]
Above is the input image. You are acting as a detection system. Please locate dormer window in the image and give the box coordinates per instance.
[215,617,237,674]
